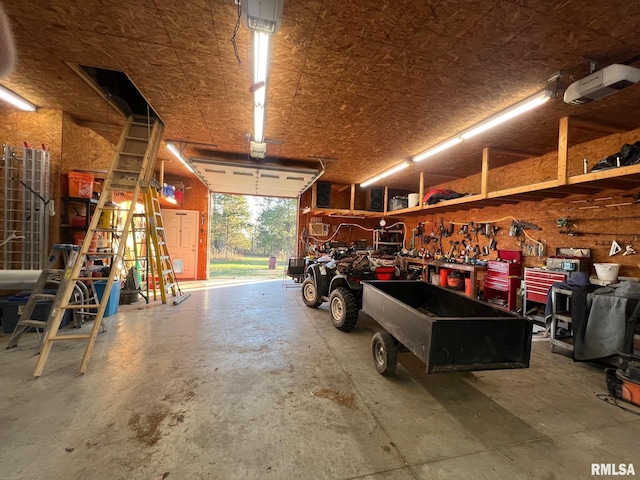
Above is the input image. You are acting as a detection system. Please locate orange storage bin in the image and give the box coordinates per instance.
[439,268,450,287]
[622,380,640,405]
[73,231,98,252]
[68,171,94,198]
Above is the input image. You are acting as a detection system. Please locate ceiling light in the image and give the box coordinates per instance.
[253,31,270,144]
[460,90,553,140]
[0,85,36,111]
[360,161,410,187]
[413,137,463,163]
[413,89,553,162]
[166,142,195,174]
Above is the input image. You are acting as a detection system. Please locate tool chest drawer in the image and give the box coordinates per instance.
[484,277,509,291]
[487,260,520,276]
[524,268,568,304]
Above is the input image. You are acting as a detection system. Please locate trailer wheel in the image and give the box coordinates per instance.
[302,277,322,308]
[371,331,397,375]
[329,287,359,331]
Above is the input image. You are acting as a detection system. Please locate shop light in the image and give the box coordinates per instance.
[0,84,36,111]
[460,89,553,140]
[166,142,195,174]
[253,31,270,143]
[413,89,553,162]
[412,137,462,163]
[360,161,410,188]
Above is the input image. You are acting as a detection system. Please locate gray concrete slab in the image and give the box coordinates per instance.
[0,279,638,479]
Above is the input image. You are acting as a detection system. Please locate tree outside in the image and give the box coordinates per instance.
[210,193,252,258]
[254,197,297,259]
[209,193,298,278]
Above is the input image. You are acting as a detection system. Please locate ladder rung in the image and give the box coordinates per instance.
[106,185,137,191]
[44,269,64,275]
[19,319,47,327]
[87,253,117,259]
[162,269,173,275]
[113,168,143,174]
[30,293,56,301]
[125,136,149,141]
[50,334,91,341]
[119,152,145,157]
[61,304,100,309]
[72,276,103,282]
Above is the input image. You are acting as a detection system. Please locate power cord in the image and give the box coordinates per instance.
[596,393,640,416]
[231,1,242,64]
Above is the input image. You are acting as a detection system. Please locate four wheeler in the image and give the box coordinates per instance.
[301,261,377,332]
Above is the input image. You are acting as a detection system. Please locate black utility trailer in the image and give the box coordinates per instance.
[361,281,533,375]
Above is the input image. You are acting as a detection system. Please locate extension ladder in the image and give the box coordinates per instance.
[143,185,190,305]
[30,116,164,376]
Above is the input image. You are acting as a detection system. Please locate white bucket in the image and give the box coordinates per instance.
[408,193,420,207]
[430,272,440,285]
[594,263,620,281]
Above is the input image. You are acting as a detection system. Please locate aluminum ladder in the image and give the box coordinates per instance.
[5,244,85,350]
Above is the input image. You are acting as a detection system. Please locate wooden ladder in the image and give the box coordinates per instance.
[143,185,191,305]
[30,116,164,376]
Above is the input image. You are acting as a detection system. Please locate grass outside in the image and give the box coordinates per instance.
[209,255,286,279]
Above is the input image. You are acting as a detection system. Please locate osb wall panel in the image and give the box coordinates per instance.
[435,173,482,196]
[486,151,557,192]
[0,108,63,246]
[568,126,640,175]
[411,195,640,278]
[61,113,116,173]
[162,174,209,280]
[298,211,382,252]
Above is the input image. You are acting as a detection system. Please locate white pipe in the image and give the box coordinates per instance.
[0,270,42,289]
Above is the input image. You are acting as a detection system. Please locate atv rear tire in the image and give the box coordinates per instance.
[302,277,322,308]
[329,287,359,331]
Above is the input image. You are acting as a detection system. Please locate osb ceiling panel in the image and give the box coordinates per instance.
[3,0,640,188]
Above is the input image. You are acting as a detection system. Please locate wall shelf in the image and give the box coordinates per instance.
[308,159,640,218]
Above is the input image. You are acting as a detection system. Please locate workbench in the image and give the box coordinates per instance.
[424,260,486,298]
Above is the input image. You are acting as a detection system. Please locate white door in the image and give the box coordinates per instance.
[163,209,198,279]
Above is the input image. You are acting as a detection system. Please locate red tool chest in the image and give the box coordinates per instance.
[524,268,568,304]
[483,250,522,311]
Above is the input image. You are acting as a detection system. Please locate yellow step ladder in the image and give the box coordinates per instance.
[29,116,164,376]
[143,185,191,305]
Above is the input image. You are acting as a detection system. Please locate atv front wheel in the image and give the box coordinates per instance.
[329,287,359,331]
[302,277,322,308]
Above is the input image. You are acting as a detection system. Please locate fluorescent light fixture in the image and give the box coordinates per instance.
[360,161,410,187]
[413,137,462,163]
[460,90,553,140]
[0,85,37,111]
[412,89,553,162]
[253,31,270,143]
[166,142,195,174]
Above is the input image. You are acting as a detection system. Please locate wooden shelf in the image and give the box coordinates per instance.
[307,116,640,219]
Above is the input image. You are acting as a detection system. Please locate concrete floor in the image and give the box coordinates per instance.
[1,279,638,480]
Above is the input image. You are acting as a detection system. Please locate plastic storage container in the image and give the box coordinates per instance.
[374,266,395,280]
[594,263,620,281]
[0,293,71,333]
[93,280,121,317]
[68,171,94,198]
